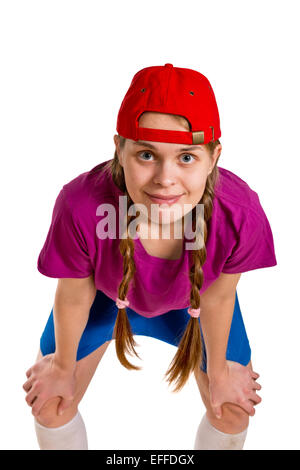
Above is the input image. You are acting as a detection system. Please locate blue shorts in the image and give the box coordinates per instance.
[40,289,251,373]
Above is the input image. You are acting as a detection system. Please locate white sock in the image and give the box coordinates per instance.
[194,412,248,450]
[34,410,88,450]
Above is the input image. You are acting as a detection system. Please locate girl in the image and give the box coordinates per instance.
[23,63,277,450]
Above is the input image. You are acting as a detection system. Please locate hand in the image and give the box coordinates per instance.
[208,360,262,419]
[22,354,76,417]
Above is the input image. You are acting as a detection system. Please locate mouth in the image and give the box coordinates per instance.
[145,192,183,206]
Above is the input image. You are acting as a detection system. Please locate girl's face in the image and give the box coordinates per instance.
[114,112,222,237]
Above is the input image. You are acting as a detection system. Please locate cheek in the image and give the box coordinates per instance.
[124,173,148,205]
[186,177,206,197]
[123,165,138,189]
[127,176,146,197]
[125,161,146,185]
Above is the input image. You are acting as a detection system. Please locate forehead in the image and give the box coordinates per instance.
[128,139,204,153]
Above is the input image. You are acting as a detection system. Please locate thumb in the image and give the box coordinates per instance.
[212,405,222,419]
[57,396,74,416]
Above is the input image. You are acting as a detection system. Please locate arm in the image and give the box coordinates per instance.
[53,274,97,371]
[23,274,96,416]
[200,272,261,417]
[200,272,241,379]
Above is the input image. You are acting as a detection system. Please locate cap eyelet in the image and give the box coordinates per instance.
[141,88,146,92]
[189,91,194,95]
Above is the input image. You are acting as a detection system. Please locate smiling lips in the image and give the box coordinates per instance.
[145,192,183,205]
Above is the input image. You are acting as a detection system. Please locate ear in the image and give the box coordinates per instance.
[113,134,123,167]
[213,143,222,165]
[208,143,222,174]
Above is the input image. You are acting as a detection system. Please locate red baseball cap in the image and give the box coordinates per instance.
[116,63,221,145]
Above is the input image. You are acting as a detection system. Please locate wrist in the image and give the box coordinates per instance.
[207,361,228,381]
[53,354,76,373]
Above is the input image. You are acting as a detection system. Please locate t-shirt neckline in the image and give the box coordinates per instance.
[134,232,188,265]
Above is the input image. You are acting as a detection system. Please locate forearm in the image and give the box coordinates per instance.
[53,292,96,370]
[200,296,236,379]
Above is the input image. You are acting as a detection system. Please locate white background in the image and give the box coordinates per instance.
[0,0,298,450]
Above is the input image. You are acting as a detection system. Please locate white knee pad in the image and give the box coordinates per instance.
[194,412,248,450]
[34,410,88,450]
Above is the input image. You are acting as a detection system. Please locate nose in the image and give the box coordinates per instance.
[152,161,178,186]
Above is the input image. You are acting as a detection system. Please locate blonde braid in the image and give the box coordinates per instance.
[113,190,143,370]
[163,179,216,392]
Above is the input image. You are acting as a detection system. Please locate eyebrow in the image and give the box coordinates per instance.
[132,140,203,152]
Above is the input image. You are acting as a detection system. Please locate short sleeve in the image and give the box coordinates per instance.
[221,201,277,274]
[37,187,94,278]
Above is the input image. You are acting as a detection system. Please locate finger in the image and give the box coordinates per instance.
[57,396,75,416]
[25,390,38,406]
[251,371,260,380]
[31,396,48,417]
[25,382,42,406]
[238,399,255,417]
[213,407,222,419]
[249,392,262,405]
[22,378,34,392]
[25,367,33,379]
[252,381,262,391]
[210,391,223,419]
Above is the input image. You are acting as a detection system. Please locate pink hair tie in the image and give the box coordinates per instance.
[116,297,130,309]
[187,306,201,318]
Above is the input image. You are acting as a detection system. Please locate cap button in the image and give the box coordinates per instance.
[164,63,173,69]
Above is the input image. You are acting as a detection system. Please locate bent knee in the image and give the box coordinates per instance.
[223,402,250,425]
[207,403,250,434]
[35,397,78,428]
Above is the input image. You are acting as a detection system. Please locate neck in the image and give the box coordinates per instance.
[137,219,185,241]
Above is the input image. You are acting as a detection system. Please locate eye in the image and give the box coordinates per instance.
[138,151,154,161]
[180,154,195,164]
[137,151,196,164]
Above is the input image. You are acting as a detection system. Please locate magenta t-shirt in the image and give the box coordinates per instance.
[37,160,277,318]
